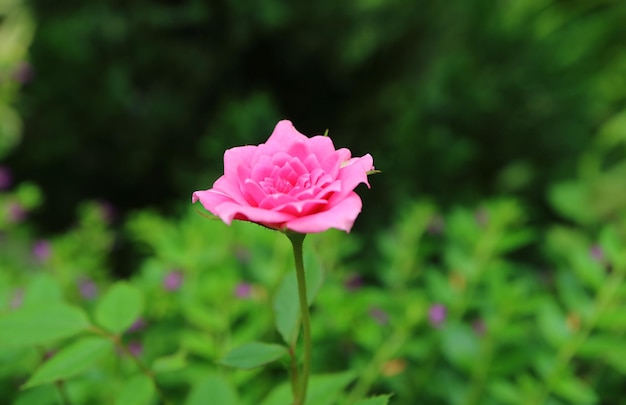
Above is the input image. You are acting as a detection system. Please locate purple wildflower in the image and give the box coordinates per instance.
[32,240,52,262]
[127,317,147,333]
[428,304,447,328]
[590,245,605,263]
[344,274,363,292]
[234,283,252,299]
[472,319,486,336]
[163,270,183,291]
[12,62,34,84]
[0,166,11,190]
[77,277,98,300]
[127,341,143,357]
[369,307,389,326]
[7,202,25,223]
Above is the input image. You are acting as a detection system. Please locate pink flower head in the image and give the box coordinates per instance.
[192,120,374,233]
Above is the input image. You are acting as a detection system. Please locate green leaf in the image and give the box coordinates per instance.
[152,350,187,374]
[354,394,393,405]
[114,374,155,405]
[95,282,143,335]
[0,304,90,348]
[23,336,112,388]
[273,257,324,345]
[185,375,238,405]
[441,323,479,369]
[12,385,58,405]
[538,301,571,347]
[219,342,287,369]
[260,371,355,405]
[553,376,597,404]
[22,275,63,308]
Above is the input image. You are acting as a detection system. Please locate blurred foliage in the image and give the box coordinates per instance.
[4,1,626,403]
[0,0,34,158]
[3,175,626,403]
[5,0,626,235]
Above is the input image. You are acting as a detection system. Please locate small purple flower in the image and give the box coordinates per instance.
[32,240,52,262]
[344,274,363,292]
[163,270,183,291]
[234,282,252,299]
[7,202,26,223]
[127,317,147,333]
[472,319,486,336]
[590,245,605,263]
[428,304,447,328]
[369,307,389,326]
[78,277,98,300]
[127,341,143,357]
[12,62,34,84]
[0,166,11,190]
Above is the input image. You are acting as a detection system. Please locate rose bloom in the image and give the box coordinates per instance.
[193,120,373,233]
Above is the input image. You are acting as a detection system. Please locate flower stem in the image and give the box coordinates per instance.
[288,232,311,405]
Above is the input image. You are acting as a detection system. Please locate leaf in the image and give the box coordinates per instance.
[440,323,479,369]
[273,257,324,345]
[354,394,393,405]
[260,371,355,405]
[95,282,143,335]
[22,275,63,308]
[553,376,597,404]
[23,337,112,388]
[219,342,287,369]
[114,374,155,405]
[12,385,58,405]
[185,375,238,405]
[537,301,571,347]
[0,304,90,348]
[152,350,187,374]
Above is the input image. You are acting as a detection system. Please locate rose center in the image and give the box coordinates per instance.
[260,173,312,196]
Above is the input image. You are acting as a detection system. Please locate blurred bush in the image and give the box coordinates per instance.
[5,0,626,235]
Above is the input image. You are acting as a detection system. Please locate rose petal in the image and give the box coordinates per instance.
[258,120,308,157]
[223,145,256,181]
[212,201,295,226]
[285,192,363,233]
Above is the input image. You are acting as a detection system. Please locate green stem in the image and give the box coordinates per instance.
[55,380,72,405]
[288,232,311,405]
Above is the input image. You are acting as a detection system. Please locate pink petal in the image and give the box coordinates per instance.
[284,192,363,233]
[258,120,308,157]
[223,145,256,181]
[307,136,338,163]
[212,201,295,226]
[337,154,373,194]
[192,189,235,214]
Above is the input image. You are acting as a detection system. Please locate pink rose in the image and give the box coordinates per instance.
[192,120,373,233]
